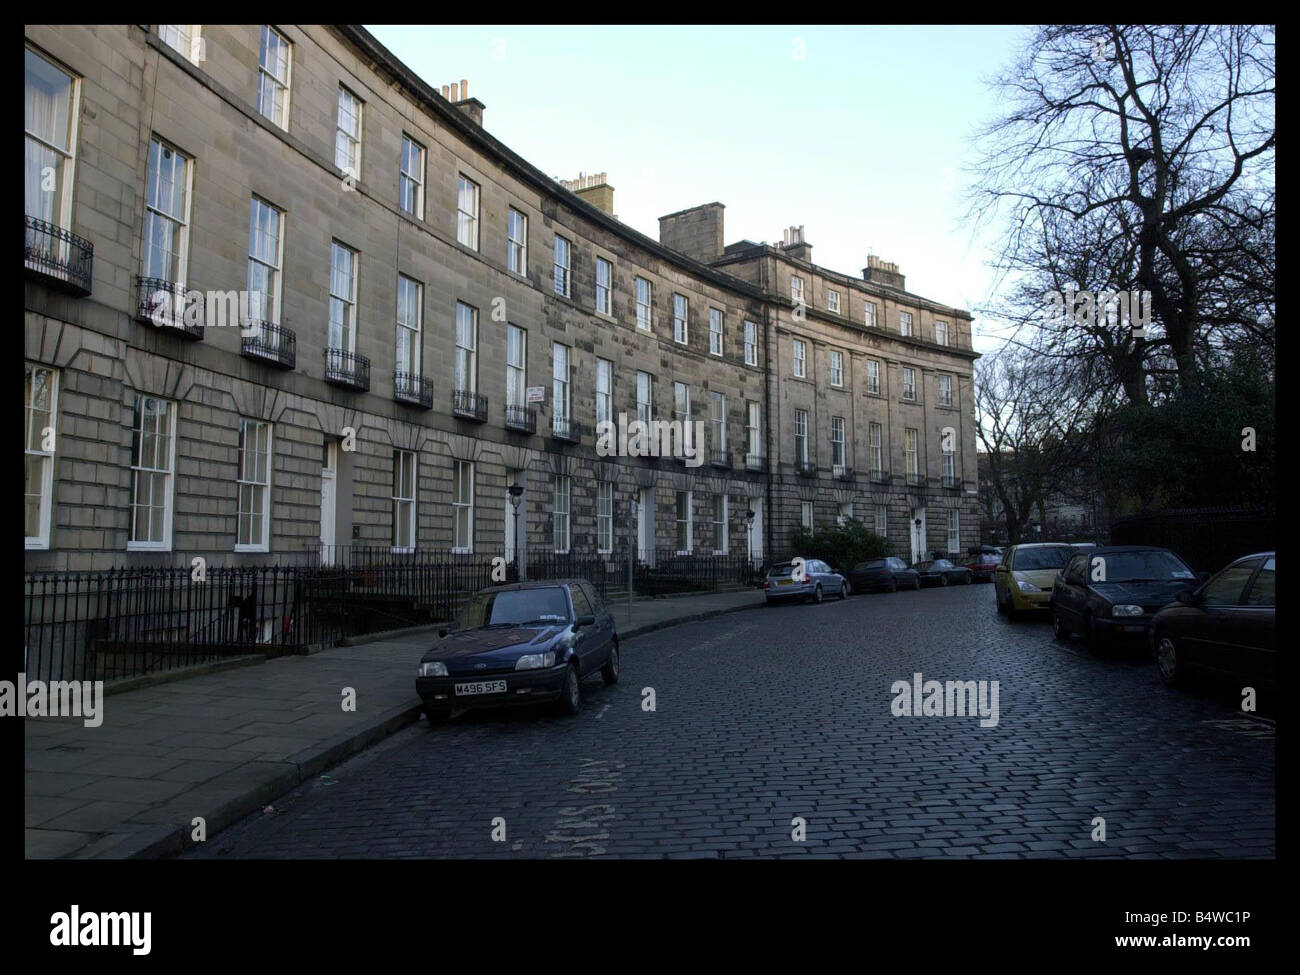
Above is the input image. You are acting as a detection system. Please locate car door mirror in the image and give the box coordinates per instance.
[575,615,596,628]
[1176,589,1197,605]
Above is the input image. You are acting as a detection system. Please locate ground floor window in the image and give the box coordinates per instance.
[552,474,570,553]
[800,501,813,532]
[675,491,693,553]
[453,460,474,552]
[597,481,613,553]
[712,494,728,553]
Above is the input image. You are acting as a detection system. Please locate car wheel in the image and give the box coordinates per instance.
[559,663,582,715]
[1154,632,1181,686]
[996,589,1007,614]
[813,584,824,604]
[963,573,972,585]
[913,577,921,591]
[889,578,898,593]
[1052,606,1071,640]
[423,707,448,726]
[839,579,850,599]
[940,574,949,587]
[601,641,620,685]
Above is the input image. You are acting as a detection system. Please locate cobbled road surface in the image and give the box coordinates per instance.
[186,584,1275,859]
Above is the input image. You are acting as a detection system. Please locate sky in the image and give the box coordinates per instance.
[366,24,1033,356]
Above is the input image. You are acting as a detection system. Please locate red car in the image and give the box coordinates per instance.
[964,552,1002,583]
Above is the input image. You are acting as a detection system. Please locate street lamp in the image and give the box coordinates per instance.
[508,482,524,581]
[745,508,755,570]
[627,496,639,622]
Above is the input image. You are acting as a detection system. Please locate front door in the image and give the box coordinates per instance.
[320,441,337,564]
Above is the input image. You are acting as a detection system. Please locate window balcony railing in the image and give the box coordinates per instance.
[710,449,731,469]
[796,459,817,477]
[869,468,890,484]
[551,416,583,443]
[834,466,855,482]
[240,321,296,369]
[505,404,537,434]
[745,453,766,472]
[135,276,204,339]
[906,472,925,487]
[941,474,961,489]
[451,388,488,422]
[324,348,370,392]
[24,216,93,296]
[394,372,433,409]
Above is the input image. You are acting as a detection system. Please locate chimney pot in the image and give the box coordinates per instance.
[461,78,468,99]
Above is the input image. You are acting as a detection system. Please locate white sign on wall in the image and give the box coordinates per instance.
[526,386,546,404]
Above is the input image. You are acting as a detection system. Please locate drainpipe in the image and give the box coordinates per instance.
[761,254,775,568]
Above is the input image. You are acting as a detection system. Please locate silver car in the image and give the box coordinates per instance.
[764,558,850,604]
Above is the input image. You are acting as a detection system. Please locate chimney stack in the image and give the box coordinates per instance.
[559,171,616,217]
[780,224,812,263]
[862,254,905,290]
[444,79,485,126]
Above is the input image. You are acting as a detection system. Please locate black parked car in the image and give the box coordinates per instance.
[848,557,921,593]
[1151,552,1275,689]
[415,579,618,722]
[911,558,973,587]
[1049,546,1203,649]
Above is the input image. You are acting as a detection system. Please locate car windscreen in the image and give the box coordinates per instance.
[1013,547,1071,571]
[1094,551,1196,583]
[857,560,886,570]
[768,563,795,576]
[457,588,570,629]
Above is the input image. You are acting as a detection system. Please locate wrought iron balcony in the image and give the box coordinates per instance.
[24,216,93,296]
[834,466,855,482]
[941,474,961,489]
[869,468,890,484]
[710,449,731,469]
[745,453,766,472]
[451,388,488,422]
[906,472,925,487]
[505,404,537,434]
[551,416,583,443]
[796,459,817,477]
[324,348,370,392]
[394,372,433,409]
[240,321,296,369]
[135,276,204,339]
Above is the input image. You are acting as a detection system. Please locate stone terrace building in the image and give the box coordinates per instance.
[24,24,978,574]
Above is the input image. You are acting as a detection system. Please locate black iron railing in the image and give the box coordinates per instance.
[505,404,537,433]
[24,215,93,295]
[241,321,296,369]
[451,388,488,421]
[870,468,890,484]
[394,372,433,409]
[942,474,961,489]
[796,459,817,477]
[745,453,766,472]
[834,467,855,481]
[135,276,204,339]
[710,449,731,468]
[906,472,925,487]
[551,416,583,442]
[324,348,370,391]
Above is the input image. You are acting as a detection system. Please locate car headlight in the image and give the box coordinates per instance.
[1112,604,1143,617]
[515,651,556,671]
[418,661,448,677]
[1016,579,1041,592]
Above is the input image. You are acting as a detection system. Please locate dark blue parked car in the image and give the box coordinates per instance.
[416,579,618,722]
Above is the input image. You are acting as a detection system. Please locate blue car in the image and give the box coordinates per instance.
[416,579,618,721]
[764,558,849,604]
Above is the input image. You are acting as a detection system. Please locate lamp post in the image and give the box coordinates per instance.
[508,482,524,582]
[627,496,639,623]
[745,508,755,575]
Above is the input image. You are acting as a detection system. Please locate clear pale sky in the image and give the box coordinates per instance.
[367,24,1031,355]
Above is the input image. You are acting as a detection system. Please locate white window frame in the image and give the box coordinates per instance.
[257,26,292,130]
[507,206,528,275]
[709,308,724,356]
[597,481,614,554]
[867,359,881,395]
[793,339,807,378]
[829,349,844,388]
[635,277,652,331]
[554,234,570,296]
[636,371,654,424]
[870,422,884,475]
[865,302,878,328]
[831,416,846,474]
[827,289,840,313]
[943,443,957,481]
[328,241,358,353]
[673,382,691,429]
[673,294,689,344]
[392,449,417,553]
[795,409,808,464]
[903,367,917,401]
[457,173,480,249]
[947,509,960,554]
[128,395,176,551]
[24,363,58,549]
[143,136,192,286]
[710,391,727,454]
[899,311,914,337]
[746,401,762,466]
[935,320,949,346]
[552,474,571,553]
[595,357,613,427]
[874,503,887,536]
[235,418,272,552]
[24,48,80,235]
[712,494,728,554]
[743,320,758,366]
[455,301,478,394]
[905,428,920,477]
[800,501,814,532]
[552,343,571,432]
[675,490,693,555]
[791,276,804,303]
[595,256,612,316]
[453,460,475,553]
[395,274,423,378]
[159,25,203,64]
[247,196,284,328]
[506,324,526,408]
[938,374,953,407]
[335,86,362,181]
[400,134,425,219]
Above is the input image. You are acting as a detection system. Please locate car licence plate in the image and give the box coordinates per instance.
[455,680,507,696]
[778,579,794,586]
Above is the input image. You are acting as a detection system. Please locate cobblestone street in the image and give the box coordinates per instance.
[188,584,1275,859]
